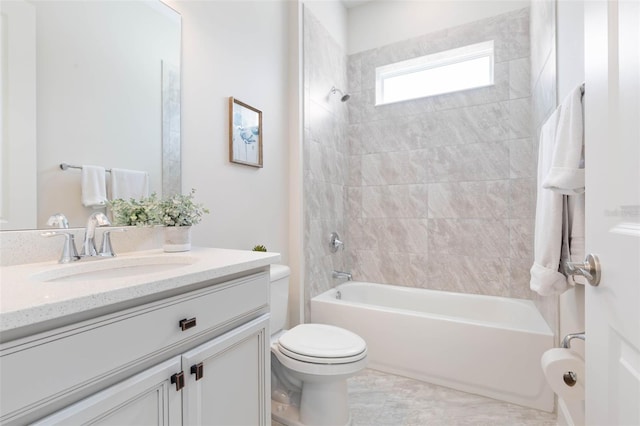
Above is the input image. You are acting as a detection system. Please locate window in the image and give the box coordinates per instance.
[375,41,495,105]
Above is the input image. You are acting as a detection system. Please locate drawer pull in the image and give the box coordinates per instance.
[179,317,197,331]
[170,371,185,391]
[191,362,204,381]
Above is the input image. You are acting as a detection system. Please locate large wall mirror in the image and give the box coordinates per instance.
[0,0,181,230]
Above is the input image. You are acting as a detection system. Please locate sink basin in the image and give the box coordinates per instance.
[30,255,197,283]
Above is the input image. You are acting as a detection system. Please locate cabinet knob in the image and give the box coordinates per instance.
[191,362,204,381]
[179,317,197,331]
[170,371,185,391]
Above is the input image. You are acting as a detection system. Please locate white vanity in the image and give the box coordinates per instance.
[0,247,279,425]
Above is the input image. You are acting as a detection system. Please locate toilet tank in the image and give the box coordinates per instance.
[269,264,290,334]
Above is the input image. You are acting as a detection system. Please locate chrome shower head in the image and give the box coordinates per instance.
[331,86,351,102]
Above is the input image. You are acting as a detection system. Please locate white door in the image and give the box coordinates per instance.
[33,357,183,425]
[584,1,640,425]
[181,315,270,426]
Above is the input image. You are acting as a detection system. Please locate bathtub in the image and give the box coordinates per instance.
[310,282,554,412]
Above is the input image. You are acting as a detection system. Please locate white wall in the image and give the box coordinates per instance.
[302,0,348,51]
[167,0,290,264]
[557,0,584,101]
[347,0,530,54]
[556,3,585,424]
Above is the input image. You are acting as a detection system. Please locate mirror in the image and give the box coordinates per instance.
[0,0,181,230]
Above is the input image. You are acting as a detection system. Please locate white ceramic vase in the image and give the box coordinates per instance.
[163,226,192,252]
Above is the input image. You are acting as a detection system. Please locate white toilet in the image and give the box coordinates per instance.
[270,264,368,426]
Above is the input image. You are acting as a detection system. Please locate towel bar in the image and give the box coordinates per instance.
[60,163,112,173]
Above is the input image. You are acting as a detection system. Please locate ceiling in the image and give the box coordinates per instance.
[341,0,373,9]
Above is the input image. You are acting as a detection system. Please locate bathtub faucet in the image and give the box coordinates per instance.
[332,270,352,281]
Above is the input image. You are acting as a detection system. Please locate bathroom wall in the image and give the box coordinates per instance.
[167,1,290,264]
[530,0,558,331]
[302,6,349,319]
[556,3,585,424]
[345,8,535,298]
[347,0,529,55]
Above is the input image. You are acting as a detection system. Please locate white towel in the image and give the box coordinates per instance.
[566,193,586,286]
[81,165,107,208]
[543,85,585,194]
[110,168,149,201]
[530,110,568,296]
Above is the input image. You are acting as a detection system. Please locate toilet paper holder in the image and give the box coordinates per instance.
[560,332,585,387]
[561,332,585,349]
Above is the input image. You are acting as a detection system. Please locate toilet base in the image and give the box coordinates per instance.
[271,400,352,426]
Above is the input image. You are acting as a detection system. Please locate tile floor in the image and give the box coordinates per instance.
[273,368,557,426]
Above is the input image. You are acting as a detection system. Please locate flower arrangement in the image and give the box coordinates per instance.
[157,189,209,227]
[109,194,160,226]
[108,189,209,227]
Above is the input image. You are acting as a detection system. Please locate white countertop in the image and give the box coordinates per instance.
[0,247,280,335]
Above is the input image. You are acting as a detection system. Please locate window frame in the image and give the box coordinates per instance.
[375,40,495,106]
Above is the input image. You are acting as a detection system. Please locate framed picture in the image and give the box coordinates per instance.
[229,97,263,168]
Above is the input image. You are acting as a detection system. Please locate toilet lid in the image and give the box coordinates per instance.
[278,324,367,360]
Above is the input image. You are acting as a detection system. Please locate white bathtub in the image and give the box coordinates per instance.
[310,282,554,412]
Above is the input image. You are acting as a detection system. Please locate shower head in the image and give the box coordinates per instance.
[331,86,351,102]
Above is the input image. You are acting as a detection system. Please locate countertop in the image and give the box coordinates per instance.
[0,247,280,336]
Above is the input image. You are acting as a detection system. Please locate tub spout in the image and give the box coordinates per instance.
[332,270,352,281]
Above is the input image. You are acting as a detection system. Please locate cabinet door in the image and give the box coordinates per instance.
[182,315,270,426]
[33,357,182,426]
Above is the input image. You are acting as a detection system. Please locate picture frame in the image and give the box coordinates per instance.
[229,97,263,168]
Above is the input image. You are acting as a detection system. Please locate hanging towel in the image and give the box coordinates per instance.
[530,110,568,296]
[566,193,586,286]
[531,84,586,295]
[81,165,107,208]
[543,85,585,194]
[110,168,149,201]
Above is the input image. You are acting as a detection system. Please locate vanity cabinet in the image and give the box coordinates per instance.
[0,270,270,425]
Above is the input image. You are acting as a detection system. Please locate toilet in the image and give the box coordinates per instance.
[270,264,368,426]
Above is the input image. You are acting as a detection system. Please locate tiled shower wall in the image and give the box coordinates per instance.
[302,8,348,319]
[345,8,536,298]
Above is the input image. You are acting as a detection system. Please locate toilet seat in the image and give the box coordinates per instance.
[278,324,367,364]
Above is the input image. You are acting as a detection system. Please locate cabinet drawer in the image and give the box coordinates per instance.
[0,272,268,422]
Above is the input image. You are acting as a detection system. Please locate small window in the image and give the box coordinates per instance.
[375,41,494,105]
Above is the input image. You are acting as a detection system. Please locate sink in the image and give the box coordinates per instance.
[30,255,197,283]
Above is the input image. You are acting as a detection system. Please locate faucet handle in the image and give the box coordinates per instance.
[42,231,80,263]
[99,228,126,257]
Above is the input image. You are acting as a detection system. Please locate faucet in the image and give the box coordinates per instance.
[332,270,352,281]
[80,212,111,257]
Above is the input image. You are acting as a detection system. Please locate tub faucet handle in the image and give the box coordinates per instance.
[329,232,344,253]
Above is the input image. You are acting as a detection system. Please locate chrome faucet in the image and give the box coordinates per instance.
[80,212,111,257]
[332,270,352,281]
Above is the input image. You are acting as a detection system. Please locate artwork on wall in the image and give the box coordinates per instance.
[229,97,263,168]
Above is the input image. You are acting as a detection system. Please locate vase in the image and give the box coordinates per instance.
[163,226,192,252]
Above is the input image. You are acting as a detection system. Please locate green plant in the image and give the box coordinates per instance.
[252,245,267,252]
[109,194,160,226]
[158,189,209,227]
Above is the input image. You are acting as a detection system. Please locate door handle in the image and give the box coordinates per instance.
[564,253,601,286]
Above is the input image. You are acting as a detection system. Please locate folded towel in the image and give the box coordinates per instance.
[543,85,585,194]
[530,110,568,296]
[110,168,149,201]
[81,165,107,208]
